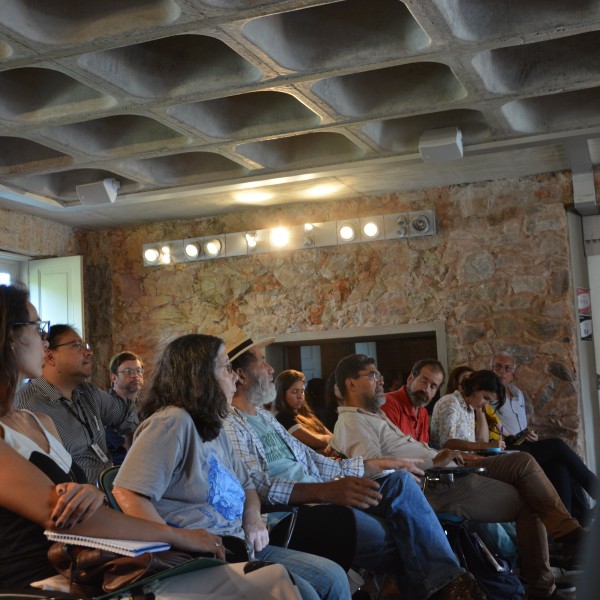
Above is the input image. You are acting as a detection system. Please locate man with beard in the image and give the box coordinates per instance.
[223,330,487,600]
[332,353,586,600]
[16,325,138,482]
[104,351,144,464]
[381,359,444,443]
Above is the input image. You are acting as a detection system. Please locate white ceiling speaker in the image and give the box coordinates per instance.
[76,178,121,206]
[419,127,463,163]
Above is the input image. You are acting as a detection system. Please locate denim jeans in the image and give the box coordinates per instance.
[257,544,351,600]
[356,470,463,599]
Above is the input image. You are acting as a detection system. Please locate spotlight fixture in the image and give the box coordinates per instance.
[362,222,379,238]
[184,242,200,259]
[144,247,160,263]
[409,211,436,237]
[270,227,290,248]
[142,211,437,266]
[204,239,222,257]
[338,224,356,242]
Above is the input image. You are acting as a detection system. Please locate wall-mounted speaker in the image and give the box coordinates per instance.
[76,179,120,206]
[419,127,463,163]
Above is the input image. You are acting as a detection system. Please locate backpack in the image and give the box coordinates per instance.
[442,519,525,600]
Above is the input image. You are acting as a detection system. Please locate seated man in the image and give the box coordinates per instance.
[332,353,587,600]
[381,358,443,443]
[489,351,597,522]
[222,331,486,600]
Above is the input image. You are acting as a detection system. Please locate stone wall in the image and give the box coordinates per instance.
[0,206,76,257]
[79,171,582,448]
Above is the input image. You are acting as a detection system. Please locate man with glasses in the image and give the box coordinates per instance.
[381,358,445,443]
[105,351,144,464]
[223,331,487,600]
[16,324,138,483]
[332,353,587,600]
[489,351,597,525]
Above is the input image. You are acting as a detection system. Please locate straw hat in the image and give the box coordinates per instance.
[221,326,275,362]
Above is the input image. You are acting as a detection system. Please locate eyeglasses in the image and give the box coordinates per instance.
[218,362,234,373]
[118,367,144,376]
[12,320,51,337]
[492,363,515,373]
[358,371,384,383]
[50,340,92,352]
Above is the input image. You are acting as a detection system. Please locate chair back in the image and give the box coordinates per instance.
[98,465,121,511]
[270,504,357,572]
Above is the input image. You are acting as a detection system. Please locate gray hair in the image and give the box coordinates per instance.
[490,351,516,368]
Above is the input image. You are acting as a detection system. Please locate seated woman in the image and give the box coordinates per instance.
[274,370,336,456]
[112,334,350,600]
[0,283,298,599]
[430,369,506,452]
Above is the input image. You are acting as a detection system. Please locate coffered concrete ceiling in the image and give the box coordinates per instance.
[1,0,599,229]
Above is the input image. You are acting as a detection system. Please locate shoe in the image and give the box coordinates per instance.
[552,527,586,570]
[432,572,487,600]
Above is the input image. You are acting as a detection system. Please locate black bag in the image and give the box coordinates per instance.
[442,520,525,600]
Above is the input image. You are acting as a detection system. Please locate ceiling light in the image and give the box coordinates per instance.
[304,223,314,232]
[245,232,257,249]
[303,183,343,198]
[234,190,274,203]
[204,239,222,256]
[409,211,436,237]
[184,242,200,258]
[144,247,160,263]
[362,221,379,238]
[270,227,290,248]
[338,224,355,241]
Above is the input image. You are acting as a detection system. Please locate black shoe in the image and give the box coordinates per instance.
[432,572,487,600]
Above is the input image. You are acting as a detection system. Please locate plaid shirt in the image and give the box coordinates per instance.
[223,406,364,505]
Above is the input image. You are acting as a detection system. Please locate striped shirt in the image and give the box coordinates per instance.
[15,377,138,484]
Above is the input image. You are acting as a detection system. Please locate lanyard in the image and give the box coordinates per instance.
[60,397,97,443]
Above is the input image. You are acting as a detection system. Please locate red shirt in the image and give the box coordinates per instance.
[382,386,430,443]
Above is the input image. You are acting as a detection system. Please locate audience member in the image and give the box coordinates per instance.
[304,377,328,425]
[381,358,444,443]
[274,369,335,456]
[489,351,597,523]
[223,330,487,600]
[430,370,505,452]
[16,324,138,483]
[382,368,404,393]
[332,353,587,600]
[112,333,349,600]
[320,371,341,431]
[105,350,144,464]
[0,283,297,598]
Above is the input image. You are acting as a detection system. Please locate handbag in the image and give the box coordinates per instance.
[48,536,250,598]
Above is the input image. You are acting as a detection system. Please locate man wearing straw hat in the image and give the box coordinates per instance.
[222,327,486,600]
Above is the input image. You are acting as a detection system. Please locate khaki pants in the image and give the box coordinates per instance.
[425,452,580,597]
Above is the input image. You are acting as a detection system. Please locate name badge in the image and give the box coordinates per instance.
[91,443,110,463]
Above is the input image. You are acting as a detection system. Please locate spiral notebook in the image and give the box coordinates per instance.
[44,530,171,557]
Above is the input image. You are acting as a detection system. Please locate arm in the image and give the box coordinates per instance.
[242,489,269,553]
[474,406,489,442]
[96,387,138,434]
[112,485,226,561]
[290,425,331,451]
[0,439,225,558]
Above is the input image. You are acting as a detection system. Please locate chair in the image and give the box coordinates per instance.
[98,465,121,511]
[264,503,358,573]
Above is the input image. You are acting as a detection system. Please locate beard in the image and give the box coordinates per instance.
[364,389,386,414]
[247,372,276,407]
[408,388,430,408]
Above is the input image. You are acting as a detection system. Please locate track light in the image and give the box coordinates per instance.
[338,224,355,241]
[184,242,200,258]
[270,227,290,248]
[144,247,160,263]
[204,239,222,257]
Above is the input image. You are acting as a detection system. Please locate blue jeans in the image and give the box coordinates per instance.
[257,544,351,600]
[355,470,463,599]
